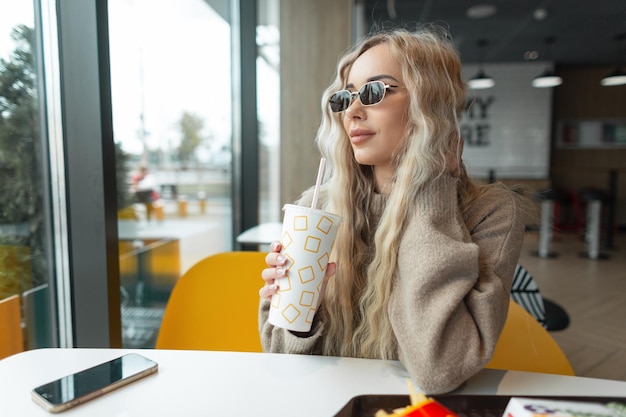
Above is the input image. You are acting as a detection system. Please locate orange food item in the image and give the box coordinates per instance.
[375,380,458,417]
[393,398,458,417]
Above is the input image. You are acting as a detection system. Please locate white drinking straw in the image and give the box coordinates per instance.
[311,157,326,209]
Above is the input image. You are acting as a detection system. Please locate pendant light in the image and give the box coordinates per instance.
[601,33,626,87]
[532,70,563,88]
[601,68,626,86]
[532,37,562,88]
[468,39,495,90]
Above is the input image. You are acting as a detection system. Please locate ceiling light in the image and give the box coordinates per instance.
[532,37,562,88]
[533,8,548,20]
[532,70,563,88]
[468,39,495,89]
[601,68,626,86]
[468,70,495,89]
[602,33,626,86]
[524,50,539,60]
[466,4,497,19]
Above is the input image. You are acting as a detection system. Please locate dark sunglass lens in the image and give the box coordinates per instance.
[360,82,385,106]
[329,91,351,112]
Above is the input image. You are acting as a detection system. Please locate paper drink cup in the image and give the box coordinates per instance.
[268,204,342,332]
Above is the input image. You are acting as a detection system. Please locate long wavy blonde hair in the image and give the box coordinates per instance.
[312,25,483,359]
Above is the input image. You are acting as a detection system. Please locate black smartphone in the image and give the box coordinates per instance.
[31,353,158,413]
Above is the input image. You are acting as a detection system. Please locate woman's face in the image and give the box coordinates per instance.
[342,43,409,182]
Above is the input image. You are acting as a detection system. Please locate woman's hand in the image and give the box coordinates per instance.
[259,241,287,300]
[259,240,337,303]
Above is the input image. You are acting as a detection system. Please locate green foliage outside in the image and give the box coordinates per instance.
[0,24,43,294]
[0,25,38,227]
[115,142,133,209]
[177,111,209,168]
[0,24,135,292]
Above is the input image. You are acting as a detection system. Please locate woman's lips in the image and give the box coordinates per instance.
[349,128,375,144]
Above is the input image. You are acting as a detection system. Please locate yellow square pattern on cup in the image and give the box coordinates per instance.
[298,265,315,284]
[304,236,321,253]
[282,231,293,249]
[279,276,292,292]
[284,253,295,269]
[316,216,335,234]
[305,308,316,324]
[300,291,315,307]
[271,292,281,308]
[293,215,308,231]
[317,253,329,270]
[283,304,301,323]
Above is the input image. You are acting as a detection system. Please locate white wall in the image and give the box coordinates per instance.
[461,62,553,179]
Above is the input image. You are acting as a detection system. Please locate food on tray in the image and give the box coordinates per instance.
[503,397,626,417]
[375,381,458,417]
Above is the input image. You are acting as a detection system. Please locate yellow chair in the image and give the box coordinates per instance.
[157,255,574,375]
[486,299,574,375]
[155,251,266,352]
[0,295,24,360]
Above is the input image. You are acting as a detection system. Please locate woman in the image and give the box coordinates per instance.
[258,26,526,394]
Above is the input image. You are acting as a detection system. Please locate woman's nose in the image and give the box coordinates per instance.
[344,95,365,118]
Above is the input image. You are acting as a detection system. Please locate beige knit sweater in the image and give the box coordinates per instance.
[259,175,525,394]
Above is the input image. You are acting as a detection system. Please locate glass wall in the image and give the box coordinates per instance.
[257,0,280,224]
[108,0,235,348]
[0,0,275,352]
[0,0,55,354]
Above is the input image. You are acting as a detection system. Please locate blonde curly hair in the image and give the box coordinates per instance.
[312,25,483,359]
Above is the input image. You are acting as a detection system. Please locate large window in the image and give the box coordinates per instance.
[257,0,280,224]
[108,0,235,348]
[0,0,272,352]
[0,0,56,354]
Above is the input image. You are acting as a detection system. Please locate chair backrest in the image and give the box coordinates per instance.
[486,299,574,375]
[0,295,24,360]
[511,264,546,327]
[155,251,267,352]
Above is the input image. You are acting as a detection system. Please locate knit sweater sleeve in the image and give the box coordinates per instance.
[390,175,524,394]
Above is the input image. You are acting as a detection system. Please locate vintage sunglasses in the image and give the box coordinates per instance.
[328,80,401,113]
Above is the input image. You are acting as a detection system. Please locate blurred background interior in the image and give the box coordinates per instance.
[0,0,624,380]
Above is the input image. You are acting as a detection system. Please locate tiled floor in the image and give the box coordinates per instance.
[518,230,626,382]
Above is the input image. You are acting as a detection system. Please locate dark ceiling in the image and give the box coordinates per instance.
[362,0,626,66]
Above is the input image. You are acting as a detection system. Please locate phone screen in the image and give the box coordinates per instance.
[32,353,158,412]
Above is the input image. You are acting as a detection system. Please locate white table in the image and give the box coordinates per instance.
[236,222,282,245]
[118,219,228,275]
[2,349,626,416]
